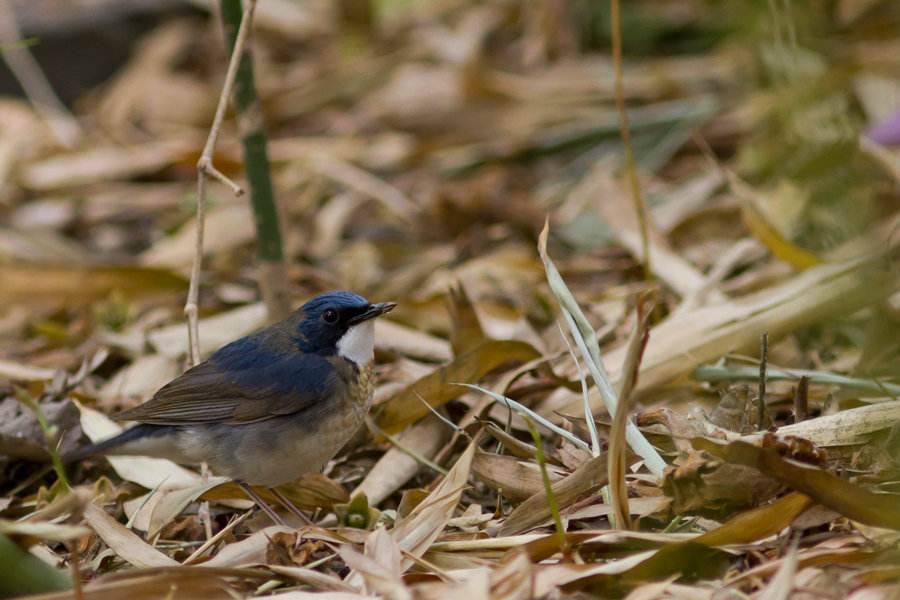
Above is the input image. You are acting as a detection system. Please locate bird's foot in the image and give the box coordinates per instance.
[270,487,315,526]
[236,480,286,527]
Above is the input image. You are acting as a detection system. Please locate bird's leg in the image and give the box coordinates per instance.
[236,481,285,526]
[270,487,314,526]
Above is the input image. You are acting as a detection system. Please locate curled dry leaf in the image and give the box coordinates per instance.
[202,525,297,568]
[663,449,783,518]
[693,437,900,530]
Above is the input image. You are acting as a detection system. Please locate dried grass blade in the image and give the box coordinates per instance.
[390,436,477,570]
[758,539,800,600]
[459,383,590,451]
[609,300,652,530]
[558,321,600,456]
[539,220,666,476]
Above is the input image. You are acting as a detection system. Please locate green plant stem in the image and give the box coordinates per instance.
[692,365,900,398]
[219,0,291,322]
[15,390,69,490]
[524,416,568,555]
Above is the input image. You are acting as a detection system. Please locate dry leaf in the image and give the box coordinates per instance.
[693,437,900,530]
[501,452,608,535]
[376,340,540,434]
[83,503,178,568]
[391,437,476,570]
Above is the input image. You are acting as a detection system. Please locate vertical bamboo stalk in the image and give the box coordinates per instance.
[219,0,291,322]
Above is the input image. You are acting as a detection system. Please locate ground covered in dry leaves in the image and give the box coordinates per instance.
[1,1,900,598]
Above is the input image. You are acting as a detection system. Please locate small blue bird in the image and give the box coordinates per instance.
[70,291,395,524]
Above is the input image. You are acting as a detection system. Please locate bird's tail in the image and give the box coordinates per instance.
[63,424,170,464]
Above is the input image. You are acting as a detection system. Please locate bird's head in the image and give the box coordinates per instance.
[295,291,395,364]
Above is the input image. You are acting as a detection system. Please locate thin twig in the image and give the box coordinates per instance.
[758,332,769,429]
[185,1,255,539]
[415,392,468,439]
[185,0,252,366]
[610,0,652,283]
[67,538,83,600]
[0,2,81,147]
[183,510,252,565]
[199,463,213,540]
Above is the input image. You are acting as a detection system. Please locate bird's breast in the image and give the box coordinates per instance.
[348,362,375,416]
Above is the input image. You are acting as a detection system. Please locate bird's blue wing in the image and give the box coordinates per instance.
[115,332,348,425]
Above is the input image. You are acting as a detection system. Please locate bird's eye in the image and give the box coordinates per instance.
[323,309,338,323]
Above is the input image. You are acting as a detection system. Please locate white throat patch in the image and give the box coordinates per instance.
[337,319,375,365]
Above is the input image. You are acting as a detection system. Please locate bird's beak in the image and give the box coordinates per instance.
[349,302,396,325]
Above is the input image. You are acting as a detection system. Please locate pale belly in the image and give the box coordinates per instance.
[172,364,374,487]
[192,406,365,486]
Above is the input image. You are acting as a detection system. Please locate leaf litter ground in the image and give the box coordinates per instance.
[1,1,899,598]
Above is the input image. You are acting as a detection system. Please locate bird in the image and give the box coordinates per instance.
[68,291,395,524]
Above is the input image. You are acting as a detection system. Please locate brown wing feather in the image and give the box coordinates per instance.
[115,357,348,426]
